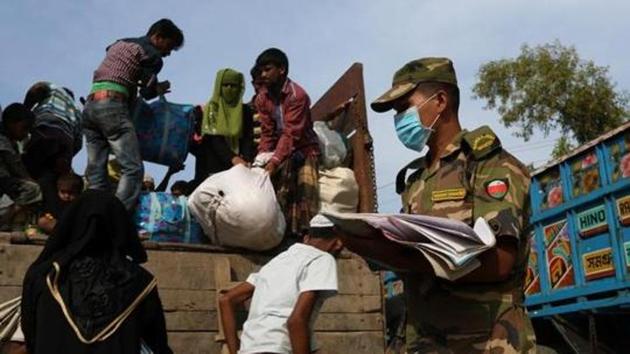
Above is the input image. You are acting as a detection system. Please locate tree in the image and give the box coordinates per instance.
[551,136,574,160]
[473,40,628,153]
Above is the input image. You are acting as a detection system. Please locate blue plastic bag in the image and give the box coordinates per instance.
[133,96,195,167]
[134,192,205,244]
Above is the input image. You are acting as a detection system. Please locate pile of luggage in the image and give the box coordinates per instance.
[132,98,359,251]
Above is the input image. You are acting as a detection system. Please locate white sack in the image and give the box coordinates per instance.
[319,167,359,214]
[188,165,285,251]
[313,121,347,169]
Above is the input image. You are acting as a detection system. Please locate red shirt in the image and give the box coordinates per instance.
[255,78,320,166]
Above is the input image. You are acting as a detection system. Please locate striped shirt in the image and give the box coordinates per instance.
[92,36,163,100]
[32,83,82,153]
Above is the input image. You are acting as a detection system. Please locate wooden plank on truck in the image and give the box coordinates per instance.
[311,63,378,214]
[0,239,385,353]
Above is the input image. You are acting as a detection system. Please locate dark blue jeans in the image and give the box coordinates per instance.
[82,100,143,211]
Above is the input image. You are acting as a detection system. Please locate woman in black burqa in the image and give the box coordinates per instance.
[20,190,172,354]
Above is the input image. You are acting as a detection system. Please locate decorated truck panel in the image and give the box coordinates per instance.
[526,122,630,318]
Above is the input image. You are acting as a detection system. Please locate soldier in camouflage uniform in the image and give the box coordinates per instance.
[355,58,535,353]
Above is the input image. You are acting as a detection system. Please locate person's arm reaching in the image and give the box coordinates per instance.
[287,291,319,354]
[137,43,166,100]
[218,282,255,354]
[334,226,434,273]
[139,76,170,100]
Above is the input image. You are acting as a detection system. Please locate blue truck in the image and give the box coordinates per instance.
[526,122,630,352]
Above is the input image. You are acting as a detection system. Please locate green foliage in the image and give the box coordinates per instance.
[551,136,575,159]
[473,40,628,146]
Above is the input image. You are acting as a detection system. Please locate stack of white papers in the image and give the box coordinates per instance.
[323,211,496,280]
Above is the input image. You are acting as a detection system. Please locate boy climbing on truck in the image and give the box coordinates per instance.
[253,48,320,240]
[83,18,184,211]
[218,214,343,354]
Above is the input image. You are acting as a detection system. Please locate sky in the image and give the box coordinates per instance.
[1,0,629,212]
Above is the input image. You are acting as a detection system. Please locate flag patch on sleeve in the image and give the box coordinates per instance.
[485,179,509,200]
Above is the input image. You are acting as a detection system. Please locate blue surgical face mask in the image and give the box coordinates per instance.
[393,94,440,152]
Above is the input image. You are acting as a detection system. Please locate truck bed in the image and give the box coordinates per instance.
[0,233,385,353]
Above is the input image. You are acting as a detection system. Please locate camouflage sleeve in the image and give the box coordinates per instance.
[472,151,531,243]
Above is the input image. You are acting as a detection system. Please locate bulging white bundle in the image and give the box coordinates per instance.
[188,165,285,251]
[319,167,359,214]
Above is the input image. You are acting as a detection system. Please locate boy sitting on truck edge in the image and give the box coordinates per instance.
[218,214,342,354]
[0,103,42,229]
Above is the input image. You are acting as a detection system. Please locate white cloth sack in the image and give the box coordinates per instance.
[313,121,347,169]
[318,167,359,214]
[188,165,285,251]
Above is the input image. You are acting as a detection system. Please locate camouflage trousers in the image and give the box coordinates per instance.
[408,305,536,354]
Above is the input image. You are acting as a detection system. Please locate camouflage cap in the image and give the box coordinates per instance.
[371,57,457,113]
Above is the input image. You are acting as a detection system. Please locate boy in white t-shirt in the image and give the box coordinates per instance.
[219,214,343,354]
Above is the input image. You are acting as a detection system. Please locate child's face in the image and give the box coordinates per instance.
[57,184,79,203]
[171,188,183,197]
[142,181,155,191]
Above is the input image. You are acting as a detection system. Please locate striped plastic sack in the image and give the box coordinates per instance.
[134,192,205,244]
[132,96,195,167]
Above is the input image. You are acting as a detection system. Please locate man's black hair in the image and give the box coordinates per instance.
[24,82,52,110]
[57,172,84,193]
[309,226,337,239]
[416,82,460,113]
[255,48,289,74]
[24,83,75,110]
[147,18,184,50]
[2,103,35,127]
[250,65,261,80]
[171,180,190,196]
